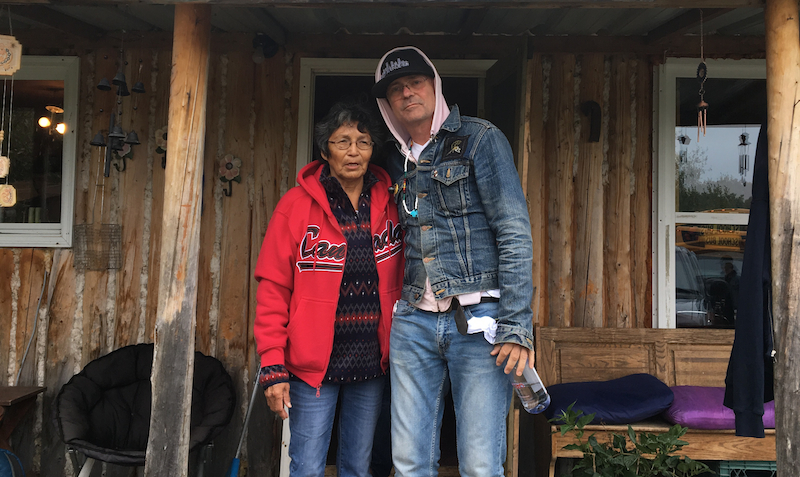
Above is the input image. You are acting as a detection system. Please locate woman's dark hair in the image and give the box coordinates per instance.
[314,98,385,160]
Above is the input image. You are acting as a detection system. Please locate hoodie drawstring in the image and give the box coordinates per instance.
[401,149,419,217]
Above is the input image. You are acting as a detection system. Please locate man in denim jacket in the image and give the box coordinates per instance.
[374,46,535,477]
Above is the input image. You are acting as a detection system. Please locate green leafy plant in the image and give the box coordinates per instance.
[552,403,713,477]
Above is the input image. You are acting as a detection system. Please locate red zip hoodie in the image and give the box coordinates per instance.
[254,161,403,389]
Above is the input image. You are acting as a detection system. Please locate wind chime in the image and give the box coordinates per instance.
[0,27,20,208]
[696,9,709,142]
[89,40,145,176]
[677,130,691,163]
[739,129,750,185]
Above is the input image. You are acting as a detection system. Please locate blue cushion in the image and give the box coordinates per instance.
[544,373,674,425]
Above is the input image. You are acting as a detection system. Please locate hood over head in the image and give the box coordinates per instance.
[374,46,451,157]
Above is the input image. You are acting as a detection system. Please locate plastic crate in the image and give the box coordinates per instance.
[718,461,777,477]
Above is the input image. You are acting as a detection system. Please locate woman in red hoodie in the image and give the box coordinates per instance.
[254,100,403,477]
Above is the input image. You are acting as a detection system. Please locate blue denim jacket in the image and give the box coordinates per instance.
[384,106,534,349]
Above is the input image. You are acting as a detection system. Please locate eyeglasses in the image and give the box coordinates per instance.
[328,138,374,151]
[386,76,430,101]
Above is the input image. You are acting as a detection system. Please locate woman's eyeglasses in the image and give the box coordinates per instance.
[328,138,373,151]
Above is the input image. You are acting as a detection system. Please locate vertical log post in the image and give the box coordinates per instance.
[144,5,211,476]
[765,0,800,469]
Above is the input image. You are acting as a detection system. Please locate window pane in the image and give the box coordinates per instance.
[0,79,64,224]
[675,223,746,329]
[674,78,766,213]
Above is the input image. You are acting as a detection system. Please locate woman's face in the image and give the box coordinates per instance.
[322,122,373,187]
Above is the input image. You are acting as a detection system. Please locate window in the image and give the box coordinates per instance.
[655,58,765,329]
[0,56,79,247]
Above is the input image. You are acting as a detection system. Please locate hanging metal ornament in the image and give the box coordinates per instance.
[88,37,146,176]
[677,132,691,163]
[739,131,750,186]
[696,10,708,141]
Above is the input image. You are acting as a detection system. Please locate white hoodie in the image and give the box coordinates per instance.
[373,47,499,320]
[374,46,451,159]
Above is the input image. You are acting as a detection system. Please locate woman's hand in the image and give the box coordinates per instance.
[265,383,291,420]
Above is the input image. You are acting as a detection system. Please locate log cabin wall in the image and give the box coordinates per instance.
[526,53,654,331]
[0,34,654,475]
[1,35,293,476]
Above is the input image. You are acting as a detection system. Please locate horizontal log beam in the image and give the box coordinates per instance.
[286,33,765,57]
[11,28,764,58]
[0,0,766,8]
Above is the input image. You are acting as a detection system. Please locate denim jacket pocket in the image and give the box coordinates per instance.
[431,162,471,216]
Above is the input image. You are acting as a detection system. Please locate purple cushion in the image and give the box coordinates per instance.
[662,386,775,430]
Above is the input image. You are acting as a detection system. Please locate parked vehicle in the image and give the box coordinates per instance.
[675,245,740,328]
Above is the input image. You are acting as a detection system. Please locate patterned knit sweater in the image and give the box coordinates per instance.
[259,166,384,389]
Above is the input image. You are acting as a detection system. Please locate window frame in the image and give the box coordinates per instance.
[0,55,80,248]
[654,57,765,329]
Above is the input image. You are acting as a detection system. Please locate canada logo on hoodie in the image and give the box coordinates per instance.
[296,220,402,273]
[374,219,403,263]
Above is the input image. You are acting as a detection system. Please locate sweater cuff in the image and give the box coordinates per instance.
[734,410,766,438]
[259,365,290,390]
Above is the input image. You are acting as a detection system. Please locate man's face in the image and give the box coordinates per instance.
[386,75,435,130]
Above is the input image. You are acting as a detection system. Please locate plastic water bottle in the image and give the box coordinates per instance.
[510,366,551,414]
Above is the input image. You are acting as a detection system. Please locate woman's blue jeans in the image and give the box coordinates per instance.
[287,376,386,477]
[390,300,512,477]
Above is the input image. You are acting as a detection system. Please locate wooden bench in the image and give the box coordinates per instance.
[532,326,776,477]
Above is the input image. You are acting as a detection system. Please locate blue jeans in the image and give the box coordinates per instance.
[288,376,386,477]
[390,300,512,477]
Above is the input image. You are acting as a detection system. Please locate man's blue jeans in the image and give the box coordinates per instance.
[390,299,512,477]
[287,376,385,477]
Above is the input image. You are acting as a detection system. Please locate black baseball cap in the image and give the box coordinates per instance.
[373,47,434,99]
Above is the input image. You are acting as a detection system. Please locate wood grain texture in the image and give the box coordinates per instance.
[215,51,253,367]
[632,58,653,328]
[195,52,223,358]
[573,54,605,328]
[0,249,13,386]
[247,50,288,477]
[535,326,735,387]
[40,250,78,477]
[765,0,800,469]
[144,49,173,342]
[113,48,154,349]
[14,249,46,387]
[546,419,776,463]
[526,55,548,328]
[604,56,634,329]
[145,5,211,475]
[533,326,774,477]
[209,49,255,477]
[545,54,575,327]
[80,47,118,367]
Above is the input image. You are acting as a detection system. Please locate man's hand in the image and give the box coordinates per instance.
[490,342,535,376]
[265,382,291,420]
